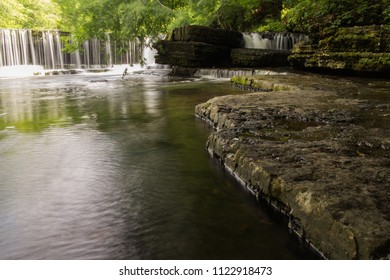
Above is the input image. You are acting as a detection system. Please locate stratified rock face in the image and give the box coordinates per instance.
[155,25,242,68]
[231,48,291,67]
[155,25,293,69]
[195,74,390,260]
[171,25,244,48]
[154,40,232,68]
[289,25,390,74]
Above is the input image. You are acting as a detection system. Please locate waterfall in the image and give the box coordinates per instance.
[0,29,31,66]
[243,32,309,50]
[143,38,156,66]
[42,31,64,69]
[1,29,158,71]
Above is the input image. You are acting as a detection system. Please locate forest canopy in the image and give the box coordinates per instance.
[0,0,60,29]
[1,0,389,41]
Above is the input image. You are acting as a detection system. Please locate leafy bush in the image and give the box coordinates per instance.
[257,18,287,32]
[283,0,389,33]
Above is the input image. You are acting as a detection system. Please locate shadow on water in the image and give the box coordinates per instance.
[0,73,321,259]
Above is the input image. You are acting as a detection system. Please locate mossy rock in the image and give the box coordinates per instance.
[290,25,390,74]
[231,48,291,67]
[319,26,382,52]
[380,25,390,52]
[289,52,390,73]
[170,25,244,48]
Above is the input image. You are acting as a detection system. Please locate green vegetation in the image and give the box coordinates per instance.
[0,0,60,29]
[282,0,390,33]
[1,1,389,41]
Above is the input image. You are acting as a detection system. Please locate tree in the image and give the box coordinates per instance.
[55,0,174,42]
[282,0,389,33]
[0,0,25,28]
[0,0,60,29]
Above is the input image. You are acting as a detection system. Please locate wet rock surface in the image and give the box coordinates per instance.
[195,74,390,259]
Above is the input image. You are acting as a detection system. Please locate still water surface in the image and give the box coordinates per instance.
[0,72,314,259]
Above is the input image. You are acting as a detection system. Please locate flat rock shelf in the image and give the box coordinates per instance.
[195,73,390,260]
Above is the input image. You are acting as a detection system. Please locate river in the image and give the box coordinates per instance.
[0,71,317,259]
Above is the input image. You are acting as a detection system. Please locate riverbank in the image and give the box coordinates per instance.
[195,73,390,259]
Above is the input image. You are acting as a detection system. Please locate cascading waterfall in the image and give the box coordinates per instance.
[0,29,156,71]
[243,32,309,50]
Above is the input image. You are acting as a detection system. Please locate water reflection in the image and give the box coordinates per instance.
[0,74,317,259]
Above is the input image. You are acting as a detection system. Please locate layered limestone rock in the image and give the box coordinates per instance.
[154,40,232,68]
[155,25,243,68]
[170,25,244,48]
[195,74,390,259]
[155,25,293,68]
[231,48,291,67]
[289,25,390,74]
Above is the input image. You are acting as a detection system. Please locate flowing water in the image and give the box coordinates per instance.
[0,72,317,260]
[242,32,309,50]
[0,29,153,70]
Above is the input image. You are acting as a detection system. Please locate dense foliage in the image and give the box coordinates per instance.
[282,0,390,33]
[0,0,60,29]
[1,0,389,41]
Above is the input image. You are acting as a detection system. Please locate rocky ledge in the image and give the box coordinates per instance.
[289,25,390,75]
[155,25,292,68]
[195,74,390,259]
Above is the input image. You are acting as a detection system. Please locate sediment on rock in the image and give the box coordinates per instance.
[195,74,390,260]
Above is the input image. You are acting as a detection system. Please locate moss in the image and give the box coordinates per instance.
[319,28,381,52]
[355,53,390,71]
[250,80,266,89]
[380,25,390,52]
[290,51,390,73]
[290,25,390,74]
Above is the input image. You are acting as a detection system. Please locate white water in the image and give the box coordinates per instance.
[243,33,309,50]
[194,68,288,79]
[0,29,157,71]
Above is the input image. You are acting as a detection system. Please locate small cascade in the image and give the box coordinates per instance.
[0,29,158,72]
[195,69,254,78]
[143,39,156,66]
[243,32,309,50]
[194,68,288,79]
